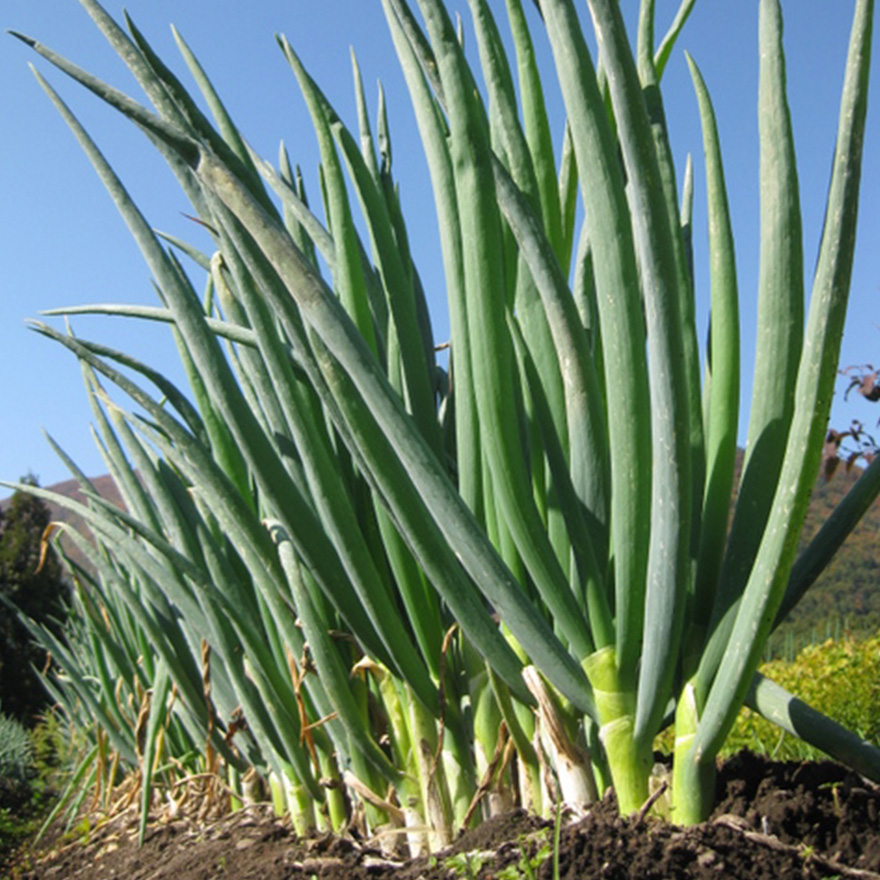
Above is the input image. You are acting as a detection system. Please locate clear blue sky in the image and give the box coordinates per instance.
[2,1,879,490]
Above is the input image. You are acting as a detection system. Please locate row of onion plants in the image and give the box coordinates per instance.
[7,0,880,848]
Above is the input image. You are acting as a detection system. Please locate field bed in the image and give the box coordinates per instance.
[9,753,880,880]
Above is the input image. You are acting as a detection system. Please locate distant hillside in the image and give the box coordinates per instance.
[786,459,880,644]
[3,459,879,646]
[710,450,880,650]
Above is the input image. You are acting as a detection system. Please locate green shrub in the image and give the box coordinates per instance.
[0,480,68,724]
[0,710,34,809]
[0,714,66,874]
[726,633,880,760]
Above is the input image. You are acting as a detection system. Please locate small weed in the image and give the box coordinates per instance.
[67,816,92,846]
[820,781,843,817]
[443,849,491,879]
[493,805,562,880]
[497,836,551,880]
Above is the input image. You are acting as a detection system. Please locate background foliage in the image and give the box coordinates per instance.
[0,481,67,723]
[729,634,880,760]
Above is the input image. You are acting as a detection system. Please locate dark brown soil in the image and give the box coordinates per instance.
[5,753,880,880]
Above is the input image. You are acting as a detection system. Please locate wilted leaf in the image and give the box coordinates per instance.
[822,430,843,481]
[859,372,880,401]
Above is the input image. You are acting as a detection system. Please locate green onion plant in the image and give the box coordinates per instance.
[7,0,880,843]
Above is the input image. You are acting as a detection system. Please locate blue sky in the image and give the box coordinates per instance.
[2,1,879,490]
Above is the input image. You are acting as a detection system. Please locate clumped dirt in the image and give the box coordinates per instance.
[6,752,880,880]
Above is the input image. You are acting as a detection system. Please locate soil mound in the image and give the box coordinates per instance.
[7,753,880,880]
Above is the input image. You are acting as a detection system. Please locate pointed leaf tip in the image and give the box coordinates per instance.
[8,30,37,47]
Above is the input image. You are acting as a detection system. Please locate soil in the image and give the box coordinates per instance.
[5,752,880,880]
